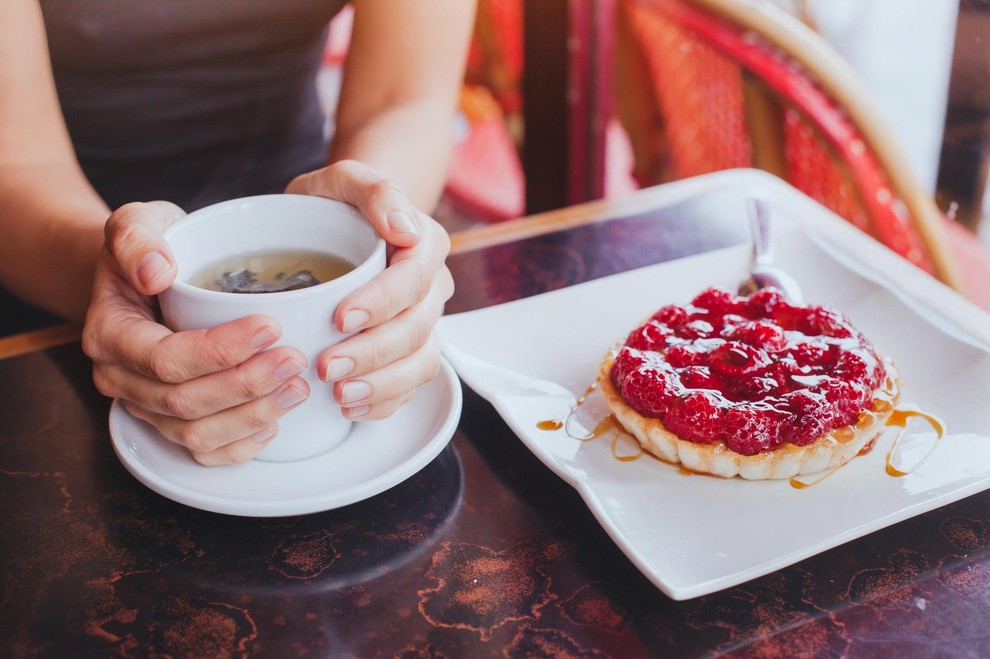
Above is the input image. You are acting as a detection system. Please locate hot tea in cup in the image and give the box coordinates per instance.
[188,248,356,294]
[159,194,386,462]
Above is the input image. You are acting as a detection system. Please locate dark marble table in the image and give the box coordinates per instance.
[3,184,990,658]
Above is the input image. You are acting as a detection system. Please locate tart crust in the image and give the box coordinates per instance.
[598,351,902,480]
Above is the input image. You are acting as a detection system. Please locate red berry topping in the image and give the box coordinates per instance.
[722,406,784,455]
[708,342,771,378]
[679,365,721,391]
[625,320,672,351]
[690,287,739,315]
[778,390,830,445]
[746,287,786,317]
[799,307,854,339]
[730,375,782,401]
[652,304,689,328]
[610,287,886,455]
[664,392,722,443]
[679,319,716,339]
[610,348,645,384]
[724,320,786,352]
[666,343,704,368]
[618,364,678,417]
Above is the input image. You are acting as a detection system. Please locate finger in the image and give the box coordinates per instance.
[94,346,307,420]
[341,390,415,422]
[84,309,283,384]
[318,273,449,382]
[192,424,280,467]
[334,240,453,335]
[286,160,423,248]
[104,201,186,295]
[124,377,310,454]
[332,333,443,420]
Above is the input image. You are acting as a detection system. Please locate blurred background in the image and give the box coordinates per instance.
[7,0,990,336]
[317,0,988,248]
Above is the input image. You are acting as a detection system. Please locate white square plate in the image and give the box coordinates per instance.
[437,174,990,600]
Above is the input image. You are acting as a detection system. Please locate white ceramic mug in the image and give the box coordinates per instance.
[159,194,387,462]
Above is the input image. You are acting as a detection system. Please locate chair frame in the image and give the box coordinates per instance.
[624,0,963,289]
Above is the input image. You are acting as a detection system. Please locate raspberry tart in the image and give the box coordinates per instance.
[599,287,901,479]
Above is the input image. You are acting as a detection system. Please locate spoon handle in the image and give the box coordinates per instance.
[747,195,773,266]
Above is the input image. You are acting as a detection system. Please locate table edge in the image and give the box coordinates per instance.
[0,323,83,360]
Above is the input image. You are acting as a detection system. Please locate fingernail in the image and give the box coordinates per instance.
[345,405,370,419]
[273,357,306,382]
[341,309,370,333]
[251,326,281,349]
[324,357,354,382]
[341,380,371,404]
[386,210,418,235]
[277,384,308,409]
[251,426,278,444]
[136,252,171,289]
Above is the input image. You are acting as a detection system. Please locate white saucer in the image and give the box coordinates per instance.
[109,359,462,517]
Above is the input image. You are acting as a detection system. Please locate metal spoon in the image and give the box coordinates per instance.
[737,195,804,304]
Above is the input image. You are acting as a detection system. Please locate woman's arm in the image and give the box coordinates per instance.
[0,0,109,321]
[330,0,476,211]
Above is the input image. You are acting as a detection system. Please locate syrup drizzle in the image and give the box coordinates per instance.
[883,406,946,477]
[789,465,843,489]
[563,382,601,441]
[537,381,642,461]
[606,417,643,462]
[788,406,945,488]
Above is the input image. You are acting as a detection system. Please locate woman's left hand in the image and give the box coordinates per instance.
[285,160,454,420]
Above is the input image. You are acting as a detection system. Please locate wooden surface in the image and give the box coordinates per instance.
[3,184,990,656]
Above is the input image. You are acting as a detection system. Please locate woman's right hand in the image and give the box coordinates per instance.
[81,201,312,466]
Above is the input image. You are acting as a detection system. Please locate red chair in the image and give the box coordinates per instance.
[611,0,990,309]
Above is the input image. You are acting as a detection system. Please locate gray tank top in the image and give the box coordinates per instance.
[40,1,347,211]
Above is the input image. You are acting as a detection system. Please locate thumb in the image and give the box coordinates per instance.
[103,201,186,296]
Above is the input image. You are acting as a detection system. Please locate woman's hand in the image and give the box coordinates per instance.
[286,160,454,420]
[82,201,311,466]
[82,161,452,466]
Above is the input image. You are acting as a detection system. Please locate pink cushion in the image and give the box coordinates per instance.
[443,115,525,223]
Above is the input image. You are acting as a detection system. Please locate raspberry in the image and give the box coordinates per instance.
[690,287,741,315]
[652,304,689,328]
[609,348,646,385]
[818,378,866,426]
[666,343,703,368]
[707,342,771,378]
[799,307,854,339]
[721,405,784,455]
[717,313,749,333]
[779,415,827,446]
[663,391,723,442]
[766,358,801,392]
[778,390,830,445]
[834,349,879,387]
[677,319,716,339]
[619,366,678,417]
[745,288,786,318]
[725,320,786,351]
[730,376,782,401]
[625,320,672,351]
[679,365,721,391]
[772,303,806,330]
[789,342,830,369]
